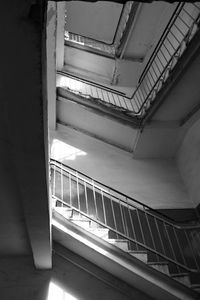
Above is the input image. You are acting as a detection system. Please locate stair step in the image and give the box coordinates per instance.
[148,262,170,275]
[129,251,148,263]
[106,239,129,251]
[72,219,91,229]
[87,227,109,239]
[172,273,191,287]
[54,207,72,218]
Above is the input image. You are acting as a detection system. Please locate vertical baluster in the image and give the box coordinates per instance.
[69,173,72,207]
[144,208,159,261]
[53,164,56,198]
[92,180,98,220]
[148,69,156,86]
[136,209,146,247]
[120,201,130,250]
[173,227,187,267]
[140,81,148,99]
[84,181,89,215]
[137,89,145,105]
[168,30,180,48]
[177,15,190,30]
[90,85,94,98]
[149,64,158,84]
[119,201,126,235]
[126,199,138,251]
[101,190,107,226]
[121,97,129,110]
[144,73,154,91]
[156,52,166,71]
[109,193,118,238]
[117,95,125,109]
[76,171,81,215]
[163,40,173,59]
[173,23,185,38]
[103,91,110,105]
[165,36,177,54]
[160,45,171,64]
[154,57,163,75]
[154,218,166,256]
[184,229,199,271]
[132,92,142,110]
[164,223,180,273]
[111,92,118,106]
[128,97,134,111]
[107,92,112,104]
[96,88,101,100]
[61,163,63,207]
[153,59,162,78]
[100,88,104,102]
[142,77,151,96]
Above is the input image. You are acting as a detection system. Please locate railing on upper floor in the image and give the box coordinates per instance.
[51,159,200,276]
[65,2,134,56]
[61,3,200,118]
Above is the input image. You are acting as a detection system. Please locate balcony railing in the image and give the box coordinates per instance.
[61,2,200,118]
[51,159,200,276]
[65,2,134,56]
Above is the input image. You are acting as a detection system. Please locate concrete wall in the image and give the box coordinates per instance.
[177,118,200,208]
[0,251,151,300]
[50,127,190,209]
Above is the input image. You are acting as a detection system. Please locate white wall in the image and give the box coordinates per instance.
[177,117,200,208]
[50,125,190,209]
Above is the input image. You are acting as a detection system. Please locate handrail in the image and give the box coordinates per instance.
[138,3,182,84]
[50,159,200,229]
[53,196,199,274]
[62,3,200,117]
[57,71,126,97]
[51,159,200,274]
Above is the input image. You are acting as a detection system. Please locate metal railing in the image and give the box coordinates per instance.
[61,3,200,118]
[65,2,134,56]
[51,159,200,276]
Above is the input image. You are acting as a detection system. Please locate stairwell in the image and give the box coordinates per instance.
[50,3,200,299]
[51,159,200,299]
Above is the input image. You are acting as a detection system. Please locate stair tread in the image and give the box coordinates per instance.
[128,250,147,254]
[191,284,200,288]
[172,274,191,287]
[106,239,129,242]
[148,261,169,265]
[171,273,190,277]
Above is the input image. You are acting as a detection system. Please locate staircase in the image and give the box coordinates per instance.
[51,159,200,298]
[60,2,200,121]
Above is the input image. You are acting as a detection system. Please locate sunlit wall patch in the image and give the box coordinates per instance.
[47,281,78,300]
[51,139,87,162]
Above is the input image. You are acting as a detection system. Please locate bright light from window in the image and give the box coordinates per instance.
[57,75,83,92]
[47,282,78,300]
[51,139,87,161]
